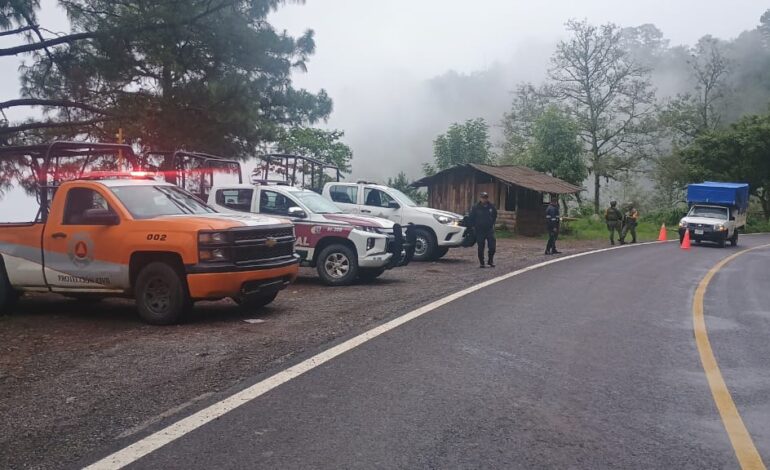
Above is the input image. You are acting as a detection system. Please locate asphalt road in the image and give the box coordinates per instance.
[83,235,770,469]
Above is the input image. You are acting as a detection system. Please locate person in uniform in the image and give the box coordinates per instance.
[545,196,561,255]
[604,201,623,245]
[468,192,497,268]
[620,204,639,244]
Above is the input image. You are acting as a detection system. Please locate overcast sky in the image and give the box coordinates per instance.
[1,0,767,189]
[267,0,767,179]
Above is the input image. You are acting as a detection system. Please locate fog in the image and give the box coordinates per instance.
[268,0,768,181]
[0,0,767,207]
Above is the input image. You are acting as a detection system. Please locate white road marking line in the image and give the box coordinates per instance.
[83,241,664,470]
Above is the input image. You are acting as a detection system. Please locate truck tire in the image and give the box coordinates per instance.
[317,244,358,286]
[730,232,738,247]
[358,268,386,282]
[412,228,437,262]
[236,292,278,311]
[434,247,450,259]
[0,260,19,315]
[134,262,191,325]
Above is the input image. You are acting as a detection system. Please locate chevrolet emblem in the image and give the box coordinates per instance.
[265,237,278,248]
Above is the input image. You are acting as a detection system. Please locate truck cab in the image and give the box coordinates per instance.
[322,182,465,261]
[208,183,411,286]
[0,143,299,324]
[678,182,749,247]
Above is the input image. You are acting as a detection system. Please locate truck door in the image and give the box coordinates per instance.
[326,184,360,214]
[42,187,126,292]
[361,187,402,223]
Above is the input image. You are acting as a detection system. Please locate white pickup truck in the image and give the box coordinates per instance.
[322,182,465,261]
[678,182,749,248]
[209,183,411,285]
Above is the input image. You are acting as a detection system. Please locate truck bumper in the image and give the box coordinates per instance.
[678,228,729,243]
[186,261,299,299]
[435,225,466,248]
[358,252,394,269]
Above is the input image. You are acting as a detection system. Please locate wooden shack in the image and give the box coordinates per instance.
[412,163,581,236]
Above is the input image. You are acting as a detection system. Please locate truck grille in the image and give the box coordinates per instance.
[230,226,295,265]
[686,223,714,232]
[233,227,294,243]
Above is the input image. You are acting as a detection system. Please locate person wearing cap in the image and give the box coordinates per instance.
[545,195,561,255]
[468,191,497,267]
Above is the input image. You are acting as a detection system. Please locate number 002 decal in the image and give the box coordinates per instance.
[146,234,167,241]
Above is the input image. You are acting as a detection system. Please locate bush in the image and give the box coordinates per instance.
[643,208,687,227]
[745,216,770,234]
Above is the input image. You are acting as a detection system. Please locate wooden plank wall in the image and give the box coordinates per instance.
[425,169,547,235]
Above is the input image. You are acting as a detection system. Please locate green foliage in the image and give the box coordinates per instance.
[386,171,426,205]
[276,127,353,173]
[679,112,770,220]
[430,118,494,172]
[559,217,659,241]
[527,107,587,187]
[2,0,332,157]
[550,20,657,213]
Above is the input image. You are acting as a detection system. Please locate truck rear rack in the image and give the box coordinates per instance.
[257,153,340,193]
[145,150,243,199]
[0,141,140,221]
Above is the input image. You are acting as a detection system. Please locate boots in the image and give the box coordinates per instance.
[488,255,495,267]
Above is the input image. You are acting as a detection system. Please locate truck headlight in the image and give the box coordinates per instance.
[199,248,229,262]
[433,214,456,225]
[715,224,727,231]
[678,220,687,228]
[354,225,378,233]
[199,232,227,244]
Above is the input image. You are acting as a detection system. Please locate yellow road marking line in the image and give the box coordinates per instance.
[693,244,770,470]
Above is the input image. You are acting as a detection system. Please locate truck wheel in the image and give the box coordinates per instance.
[135,262,190,325]
[358,268,386,282]
[412,228,436,262]
[317,244,358,286]
[0,262,19,315]
[730,232,738,247]
[236,292,278,310]
[434,247,450,259]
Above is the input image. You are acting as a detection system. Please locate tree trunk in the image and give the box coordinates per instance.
[760,191,770,222]
[593,172,601,215]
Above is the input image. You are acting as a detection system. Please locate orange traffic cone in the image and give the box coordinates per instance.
[658,224,667,242]
[681,228,691,250]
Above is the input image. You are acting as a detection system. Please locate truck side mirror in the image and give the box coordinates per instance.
[82,208,120,226]
[387,201,400,210]
[729,216,735,221]
[288,206,307,219]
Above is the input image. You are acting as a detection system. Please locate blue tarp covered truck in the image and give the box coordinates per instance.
[678,182,749,247]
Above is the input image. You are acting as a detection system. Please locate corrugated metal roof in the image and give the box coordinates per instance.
[413,164,582,194]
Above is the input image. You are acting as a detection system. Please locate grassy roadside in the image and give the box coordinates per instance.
[495,216,770,242]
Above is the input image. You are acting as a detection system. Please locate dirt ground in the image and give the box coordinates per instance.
[0,237,606,470]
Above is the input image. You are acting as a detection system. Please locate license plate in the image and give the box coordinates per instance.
[695,229,704,235]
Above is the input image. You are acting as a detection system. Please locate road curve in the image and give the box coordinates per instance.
[84,235,770,469]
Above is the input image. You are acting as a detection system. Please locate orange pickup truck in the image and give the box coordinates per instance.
[0,143,299,324]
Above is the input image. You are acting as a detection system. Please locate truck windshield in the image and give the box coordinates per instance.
[388,188,419,207]
[294,191,343,214]
[110,185,216,219]
[690,206,728,219]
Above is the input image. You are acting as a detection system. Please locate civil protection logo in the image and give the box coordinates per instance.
[68,232,95,267]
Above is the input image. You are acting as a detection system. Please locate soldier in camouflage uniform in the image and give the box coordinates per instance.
[620,204,639,244]
[604,201,623,245]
